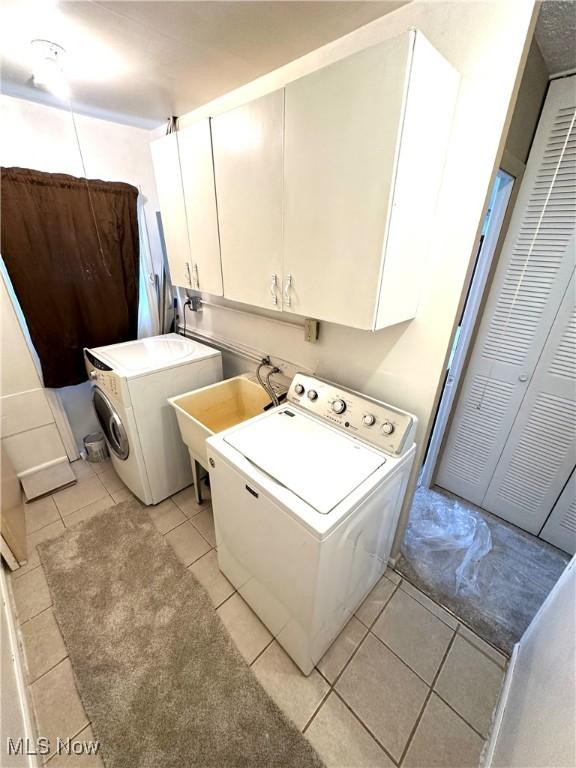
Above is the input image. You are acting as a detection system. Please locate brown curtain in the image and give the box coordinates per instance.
[1,167,140,388]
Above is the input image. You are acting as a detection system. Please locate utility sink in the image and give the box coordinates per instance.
[169,375,272,474]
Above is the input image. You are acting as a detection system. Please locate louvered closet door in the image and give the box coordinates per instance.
[482,271,576,533]
[540,469,576,555]
[436,77,576,516]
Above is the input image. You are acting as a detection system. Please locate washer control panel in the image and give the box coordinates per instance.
[84,351,124,405]
[287,373,416,456]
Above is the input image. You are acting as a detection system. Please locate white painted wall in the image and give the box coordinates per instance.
[486,557,576,768]
[176,0,538,556]
[0,95,163,449]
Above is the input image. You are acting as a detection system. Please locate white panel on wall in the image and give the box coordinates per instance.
[0,389,54,438]
[2,424,68,475]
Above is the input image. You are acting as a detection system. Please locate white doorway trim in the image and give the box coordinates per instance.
[421,151,525,488]
[44,389,80,461]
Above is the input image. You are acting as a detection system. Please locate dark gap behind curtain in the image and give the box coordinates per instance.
[1,167,140,388]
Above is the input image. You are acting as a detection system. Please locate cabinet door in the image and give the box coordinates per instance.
[178,119,223,296]
[212,90,283,310]
[150,133,191,288]
[283,34,411,327]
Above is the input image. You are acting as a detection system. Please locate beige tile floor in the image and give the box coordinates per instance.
[8,459,508,767]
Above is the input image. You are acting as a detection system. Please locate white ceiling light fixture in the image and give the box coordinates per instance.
[31,38,70,100]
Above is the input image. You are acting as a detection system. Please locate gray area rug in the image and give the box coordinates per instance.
[38,500,324,768]
[398,485,569,653]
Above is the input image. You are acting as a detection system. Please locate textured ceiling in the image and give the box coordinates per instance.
[535,0,576,75]
[0,0,407,128]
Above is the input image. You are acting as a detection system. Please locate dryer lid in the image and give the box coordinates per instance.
[88,334,220,377]
[224,407,386,514]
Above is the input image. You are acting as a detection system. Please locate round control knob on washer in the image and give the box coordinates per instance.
[362,413,376,426]
[332,399,347,414]
[380,421,395,436]
[307,389,318,401]
[294,383,305,395]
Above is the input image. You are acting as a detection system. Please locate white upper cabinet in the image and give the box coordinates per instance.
[150,132,192,288]
[178,119,223,296]
[212,90,284,310]
[150,30,458,330]
[283,30,459,329]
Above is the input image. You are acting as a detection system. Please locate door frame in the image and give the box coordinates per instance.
[421,150,526,488]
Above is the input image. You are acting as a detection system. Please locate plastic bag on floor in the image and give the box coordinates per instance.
[402,489,492,596]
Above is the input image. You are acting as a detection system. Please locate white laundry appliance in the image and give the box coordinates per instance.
[85,334,222,505]
[206,373,417,674]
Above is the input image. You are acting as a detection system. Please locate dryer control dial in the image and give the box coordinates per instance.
[294,383,305,396]
[380,421,395,435]
[307,389,318,401]
[362,413,376,426]
[331,398,347,414]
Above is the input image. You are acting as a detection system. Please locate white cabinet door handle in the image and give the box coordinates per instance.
[270,274,279,305]
[193,263,200,289]
[185,262,192,287]
[283,274,293,308]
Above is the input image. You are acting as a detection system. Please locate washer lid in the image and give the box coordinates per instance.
[224,407,386,514]
[88,333,219,376]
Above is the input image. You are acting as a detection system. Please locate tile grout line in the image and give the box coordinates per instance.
[44,720,93,765]
[163,516,214,550]
[302,582,403,756]
[249,635,276,668]
[431,690,488,741]
[330,689,400,766]
[368,625,452,688]
[397,630,459,766]
[17,602,53,628]
[455,624,509,668]
[306,579,401,727]
[28,653,71,687]
[398,578,459,630]
[11,562,43,582]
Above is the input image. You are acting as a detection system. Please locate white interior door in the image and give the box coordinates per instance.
[211,90,283,310]
[178,119,223,296]
[436,77,576,532]
[540,470,576,555]
[482,271,576,534]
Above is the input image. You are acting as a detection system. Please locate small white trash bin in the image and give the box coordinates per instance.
[83,431,109,463]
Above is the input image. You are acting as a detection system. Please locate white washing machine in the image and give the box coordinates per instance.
[206,373,417,674]
[85,334,222,505]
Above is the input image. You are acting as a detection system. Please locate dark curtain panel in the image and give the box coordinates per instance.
[1,167,140,388]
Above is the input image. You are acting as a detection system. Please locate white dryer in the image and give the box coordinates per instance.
[206,373,416,675]
[85,334,222,505]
